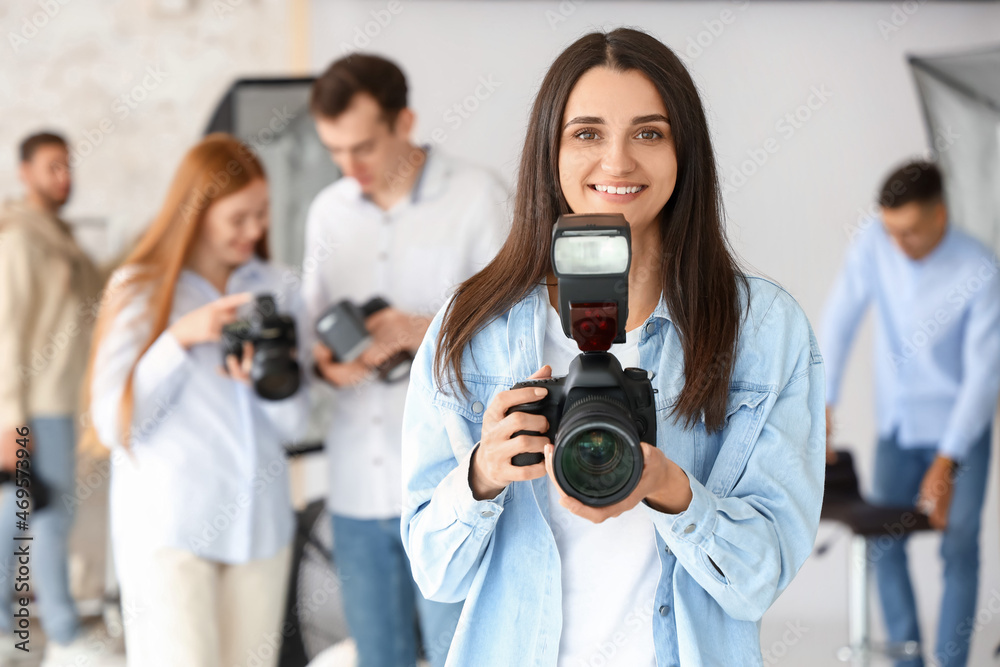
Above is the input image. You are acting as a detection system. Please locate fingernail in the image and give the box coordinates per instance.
[534,388,547,396]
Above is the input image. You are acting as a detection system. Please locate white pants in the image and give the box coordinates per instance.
[118,544,292,667]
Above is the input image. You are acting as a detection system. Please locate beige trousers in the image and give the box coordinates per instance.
[118,544,292,667]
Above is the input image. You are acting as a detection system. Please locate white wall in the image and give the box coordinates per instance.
[310,2,1000,664]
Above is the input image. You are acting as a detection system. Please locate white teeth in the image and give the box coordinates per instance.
[593,185,642,194]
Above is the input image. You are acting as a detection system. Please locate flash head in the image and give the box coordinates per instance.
[551,214,631,351]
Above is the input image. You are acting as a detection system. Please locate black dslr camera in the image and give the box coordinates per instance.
[221,293,302,401]
[315,297,413,383]
[508,214,656,507]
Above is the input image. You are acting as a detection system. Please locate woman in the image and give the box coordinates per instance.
[401,29,825,666]
[87,134,308,667]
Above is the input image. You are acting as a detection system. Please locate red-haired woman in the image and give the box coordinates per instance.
[87,134,308,667]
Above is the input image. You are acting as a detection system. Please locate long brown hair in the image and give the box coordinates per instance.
[85,133,269,449]
[435,28,747,432]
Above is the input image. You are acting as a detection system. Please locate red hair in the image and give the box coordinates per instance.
[85,133,269,449]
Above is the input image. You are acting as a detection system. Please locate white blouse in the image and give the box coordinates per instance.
[90,257,309,564]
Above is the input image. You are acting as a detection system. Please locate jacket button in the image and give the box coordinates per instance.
[658,605,670,616]
[480,510,494,518]
[645,321,656,334]
[472,401,484,414]
[684,524,696,534]
[664,545,672,555]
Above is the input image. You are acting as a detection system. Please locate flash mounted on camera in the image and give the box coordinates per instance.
[551,213,631,350]
[505,213,655,507]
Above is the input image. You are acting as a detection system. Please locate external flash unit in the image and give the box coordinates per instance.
[551,213,631,351]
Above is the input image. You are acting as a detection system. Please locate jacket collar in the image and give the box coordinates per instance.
[410,146,448,203]
[518,282,673,326]
[181,255,266,298]
[1,198,83,259]
[507,282,672,377]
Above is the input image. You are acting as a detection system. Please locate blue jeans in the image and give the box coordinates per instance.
[870,427,991,667]
[0,416,80,644]
[330,514,463,667]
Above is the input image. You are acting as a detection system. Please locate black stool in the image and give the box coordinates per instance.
[821,450,933,666]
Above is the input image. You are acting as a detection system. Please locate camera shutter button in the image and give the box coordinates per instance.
[624,367,649,381]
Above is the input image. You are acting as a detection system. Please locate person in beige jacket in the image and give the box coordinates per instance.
[0,132,104,665]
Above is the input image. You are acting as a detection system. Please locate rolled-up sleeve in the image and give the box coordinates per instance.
[821,224,874,406]
[938,260,1000,461]
[646,304,826,622]
[400,312,507,603]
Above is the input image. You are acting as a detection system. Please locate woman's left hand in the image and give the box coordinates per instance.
[543,441,693,523]
[223,341,254,386]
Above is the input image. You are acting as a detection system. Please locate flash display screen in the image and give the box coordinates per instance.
[552,233,629,275]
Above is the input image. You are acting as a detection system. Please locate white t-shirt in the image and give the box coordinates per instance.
[542,304,660,667]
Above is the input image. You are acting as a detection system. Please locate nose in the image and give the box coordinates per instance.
[247,214,269,242]
[338,153,359,179]
[55,166,71,188]
[600,136,636,177]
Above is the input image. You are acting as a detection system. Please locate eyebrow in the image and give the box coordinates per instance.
[323,137,376,153]
[563,114,670,129]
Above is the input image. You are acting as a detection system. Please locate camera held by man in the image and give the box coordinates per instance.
[315,296,415,383]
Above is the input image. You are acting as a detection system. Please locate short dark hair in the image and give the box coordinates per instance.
[878,160,944,209]
[19,131,68,163]
[310,54,408,126]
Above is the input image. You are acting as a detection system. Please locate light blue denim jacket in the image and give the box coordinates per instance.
[401,276,826,667]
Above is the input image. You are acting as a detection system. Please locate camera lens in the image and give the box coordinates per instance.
[254,367,300,400]
[554,396,643,506]
[251,346,301,401]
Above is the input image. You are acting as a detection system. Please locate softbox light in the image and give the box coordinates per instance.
[910,45,1000,257]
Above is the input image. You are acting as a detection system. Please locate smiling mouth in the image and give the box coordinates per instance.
[589,184,646,195]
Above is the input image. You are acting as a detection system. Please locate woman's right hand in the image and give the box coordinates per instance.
[168,292,253,349]
[469,365,553,500]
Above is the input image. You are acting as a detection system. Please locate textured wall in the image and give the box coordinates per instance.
[1,0,295,613]
[1,0,293,262]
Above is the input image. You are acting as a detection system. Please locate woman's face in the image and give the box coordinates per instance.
[198,178,270,267]
[558,67,678,234]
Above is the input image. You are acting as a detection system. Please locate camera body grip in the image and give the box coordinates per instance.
[506,376,566,466]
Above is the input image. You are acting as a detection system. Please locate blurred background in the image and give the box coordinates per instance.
[2,0,999,665]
